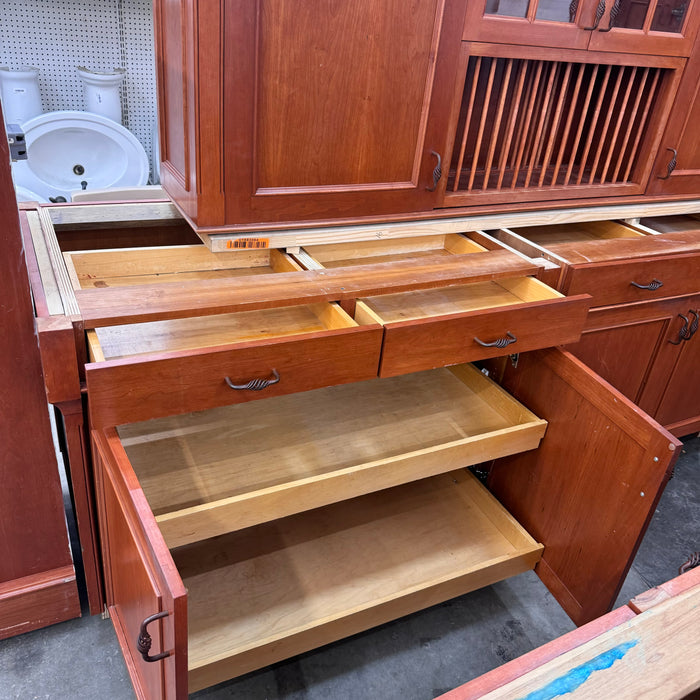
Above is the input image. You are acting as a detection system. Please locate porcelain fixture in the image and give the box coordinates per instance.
[77,67,126,123]
[0,66,42,124]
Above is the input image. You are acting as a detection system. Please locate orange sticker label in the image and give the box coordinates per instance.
[226,238,270,250]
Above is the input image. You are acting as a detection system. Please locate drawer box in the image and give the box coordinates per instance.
[92,364,545,695]
[357,278,590,376]
[297,238,591,376]
[109,364,547,547]
[497,221,700,306]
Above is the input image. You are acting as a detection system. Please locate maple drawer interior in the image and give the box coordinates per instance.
[296,233,487,269]
[116,364,547,548]
[173,468,543,691]
[637,213,700,234]
[355,276,564,324]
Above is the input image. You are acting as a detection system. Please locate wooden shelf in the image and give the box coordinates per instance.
[171,469,543,692]
[117,364,546,548]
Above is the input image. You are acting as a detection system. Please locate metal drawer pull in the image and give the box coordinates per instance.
[598,0,621,31]
[474,331,517,348]
[225,369,280,391]
[658,148,678,180]
[426,151,442,192]
[583,0,605,30]
[630,278,663,291]
[137,611,171,663]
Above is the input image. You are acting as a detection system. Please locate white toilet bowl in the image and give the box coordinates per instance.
[11,110,149,202]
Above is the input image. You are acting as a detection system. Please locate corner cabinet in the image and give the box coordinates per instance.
[155,0,468,228]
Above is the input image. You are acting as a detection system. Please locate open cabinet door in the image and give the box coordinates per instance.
[93,430,188,699]
[487,348,681,626]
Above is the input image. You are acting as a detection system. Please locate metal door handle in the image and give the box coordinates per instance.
[584,0,606,29]
[658,148,678,180]
[426,151,442,191]
[137,611,171,663]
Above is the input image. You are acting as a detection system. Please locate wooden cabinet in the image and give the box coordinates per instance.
[24,203,686,698]
[493,216,700,436]
[463,0,700,55]
[155,0,468,229]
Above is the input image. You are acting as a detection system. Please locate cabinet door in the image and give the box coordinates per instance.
[647,41,700,195]
[93,430,188,700]
[210,0,467,226]
[587,0,700,56]
[462,0,598,50]
[652,298,700,436]
[486,348,681,626]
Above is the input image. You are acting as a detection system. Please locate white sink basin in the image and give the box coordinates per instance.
[12,111,149,202]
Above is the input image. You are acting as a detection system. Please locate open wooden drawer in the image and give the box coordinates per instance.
[68,245,384,423]
[494,221,700,307]
[90,363,546,696]
[295,236,591,376]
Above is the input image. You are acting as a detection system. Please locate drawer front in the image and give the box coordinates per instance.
[87,326,383,429]
[378,296,590,377]
[563,253,700,307]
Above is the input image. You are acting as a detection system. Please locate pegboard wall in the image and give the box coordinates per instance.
[0,0,159,182]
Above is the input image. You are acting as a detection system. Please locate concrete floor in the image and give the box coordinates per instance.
[1,437,697,700]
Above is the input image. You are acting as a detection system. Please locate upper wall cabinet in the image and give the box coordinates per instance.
[463,0,700,56]
[155,0,469,230]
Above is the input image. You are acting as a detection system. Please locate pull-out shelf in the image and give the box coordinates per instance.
[91,364,546,696]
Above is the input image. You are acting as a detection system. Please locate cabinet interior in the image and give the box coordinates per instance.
[173,469,542,692]
[116,364,546,548]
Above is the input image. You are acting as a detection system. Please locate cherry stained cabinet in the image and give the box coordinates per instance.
[155,0,469,229]
[463,0,700,56]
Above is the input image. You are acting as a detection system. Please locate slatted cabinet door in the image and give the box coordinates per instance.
[93,430,188,700]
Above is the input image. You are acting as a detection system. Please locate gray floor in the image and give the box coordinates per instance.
[1,437,697,700]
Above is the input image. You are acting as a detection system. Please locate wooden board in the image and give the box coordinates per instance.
[170,470,543,692]
[114,365,546,547]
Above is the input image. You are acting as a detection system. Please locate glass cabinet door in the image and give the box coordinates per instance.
[463,0,601,50]
[587,0,700,56]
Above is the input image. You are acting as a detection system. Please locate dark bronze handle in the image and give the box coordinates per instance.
[598,0,621,31]
[658,148,678,180]
[474,331,517,348]
[569,0,579,22]
[426,151,442,192]
[584,0,605,29]
[137,611,171,663]
[679,551,700,575]
[630,278,663,291]
[669,310,698,345]
[225,369,280,391]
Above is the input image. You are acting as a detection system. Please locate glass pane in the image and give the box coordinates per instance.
[612,0,650,30]
[485,0,529,18]
[535,0,576,22]
[651,0,688,32]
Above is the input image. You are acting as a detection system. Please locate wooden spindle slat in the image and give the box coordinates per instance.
[539,62,571,187]
[564,64,599,186]
[467,58,497,191]
[600,66,634,184]
[588,64,625,184]
[611,66,647,183]
[482,59,513,190]
[623,68,661,182]
[452,56,482,192]
[525,62,558,188]
[576,64,612,185]
[496,59,528,190]
[552,62,584,187]
[511,61,543,189]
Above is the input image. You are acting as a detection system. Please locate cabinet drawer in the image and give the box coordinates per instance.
[92,364,544,694]
[357,278,590,377]
[562,252,700,307]
[86,303,383,429]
